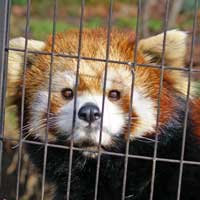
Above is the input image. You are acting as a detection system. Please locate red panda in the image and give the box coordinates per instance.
[7,29,200,200]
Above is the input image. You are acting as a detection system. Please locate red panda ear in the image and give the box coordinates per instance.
[138,30,187,67]
[138,30,193,97]
[7,37,45,105]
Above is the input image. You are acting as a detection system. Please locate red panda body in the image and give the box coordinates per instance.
[8,29,200,199]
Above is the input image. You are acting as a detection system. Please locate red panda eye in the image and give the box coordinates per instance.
[108,90,121,101]
[61,88,73,100]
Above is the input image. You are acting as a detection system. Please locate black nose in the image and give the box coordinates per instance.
[78,103,101,123]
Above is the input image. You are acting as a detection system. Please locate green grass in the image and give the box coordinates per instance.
[115,17,137,29]
[10,1,194,40]
[29,17,104,39]
[30,19,76,39]
[115,17,162,32]
[148,19,162,32]
[12,0,26,5]
[12,16,163,40]
[84,17,104,28]
[13,0,138,6]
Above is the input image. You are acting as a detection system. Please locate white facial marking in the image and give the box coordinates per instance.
[30,81,156,153]
[104,67,131,90]
[56,93,125,146]
[132,89,156,138]
[30,91,49,140]
[52,70,76,91]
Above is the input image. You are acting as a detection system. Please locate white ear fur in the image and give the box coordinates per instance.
[138,30,187,67]
[139,30,194,97]
[7,37,45,104]
[9,37,45,51]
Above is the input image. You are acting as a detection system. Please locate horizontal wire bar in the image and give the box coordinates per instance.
[1,136,200,166]
[5,47,200,72]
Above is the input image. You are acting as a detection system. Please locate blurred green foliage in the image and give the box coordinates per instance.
[115,17,137,29]
[30,19,74,39]
[28,16,162,39]
[148,19,162,32]
[10,0,199,47]
[84,17,104,28]
[114,17,162,32]
[12,0,26,5]
[183,0,200,11]
[29,17,104,39]
[12,0,137,6]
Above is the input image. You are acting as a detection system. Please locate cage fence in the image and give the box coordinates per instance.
[0,0,200,200]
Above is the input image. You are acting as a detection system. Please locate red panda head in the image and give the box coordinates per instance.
[8,29,187,155]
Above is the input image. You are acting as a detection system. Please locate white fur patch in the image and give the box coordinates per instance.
[103,67,131,90]
[132,89,156,138]
[56,93,125,146]
[30,86,156,147]
[51,70,76,91]
[30,91,49,140]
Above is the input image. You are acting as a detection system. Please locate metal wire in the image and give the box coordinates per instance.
[2,135,200,166]
[0,0,10,137]
[66,1,85,199]
[149,1,170,199]
[0,0,10,188]
[16,0,31,199]
[0,0,199,199]
[121,0,141,199]
[92,1,113,199]
[176,1,198,199]
[7,47,200,72]
[41,0,58,199]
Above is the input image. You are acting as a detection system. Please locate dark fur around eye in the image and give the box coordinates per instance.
[108,90,121,101]
[61,88,73,100]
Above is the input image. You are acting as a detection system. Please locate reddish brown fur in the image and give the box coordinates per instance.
[22,29,191,138]
[191,99,200,138]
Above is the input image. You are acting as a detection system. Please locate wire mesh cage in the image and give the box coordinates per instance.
[0,0,200,200]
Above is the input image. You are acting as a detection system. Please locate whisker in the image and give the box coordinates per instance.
[136,136,158,143]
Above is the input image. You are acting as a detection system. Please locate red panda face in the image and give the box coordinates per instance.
[27,57,159,155]
[9,29,187,157]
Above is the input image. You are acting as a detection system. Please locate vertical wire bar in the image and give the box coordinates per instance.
[176,1,198,199]
[93,1,113,199]
[66,0,85,199]
[149,1,170,200]
[121,0,141,199]
[1,0,11,188]
[0,0,10,134]
[1,0,11,138]
[0,0,8,134]
[41,0,58,199]
[0,0,10,187]
[15,0,31,199]
[0,0,8,115]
